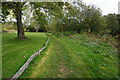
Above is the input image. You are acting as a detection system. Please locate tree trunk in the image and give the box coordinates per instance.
[16,2,26,39]
[77,29,81,33]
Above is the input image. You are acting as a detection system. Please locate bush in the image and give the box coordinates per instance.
[26,26,36,32]
[53,32,63,38]
[2,28,8,31]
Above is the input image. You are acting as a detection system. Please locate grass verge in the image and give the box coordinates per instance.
[2,32,47,78]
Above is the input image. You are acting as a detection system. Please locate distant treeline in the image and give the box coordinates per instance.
[2,1,120,36]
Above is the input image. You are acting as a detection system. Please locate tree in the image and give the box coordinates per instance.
[2,2,26,39]
[30,2,64,32]
[50,1,106,34]
[16,2,25,38]
[22,2,32,29]
[116,14,120,34]
[106,14,118,35]
[2,2,64,38]
[33,8,48,32]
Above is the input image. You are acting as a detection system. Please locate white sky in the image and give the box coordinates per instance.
[83,0,120,15]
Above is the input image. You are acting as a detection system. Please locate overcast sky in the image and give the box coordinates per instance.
[83,0,120,15]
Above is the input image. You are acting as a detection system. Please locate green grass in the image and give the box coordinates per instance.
[20,33,118,78]
[2,32,47,78]
[2,32,118,78]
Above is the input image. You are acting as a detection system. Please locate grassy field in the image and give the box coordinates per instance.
[2,32,47,78]
[20,33,118,78]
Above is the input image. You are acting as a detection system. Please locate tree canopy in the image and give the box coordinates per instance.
[2,1,120,37]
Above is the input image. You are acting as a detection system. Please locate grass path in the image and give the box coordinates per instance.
[29,35,75,78]
[20,34,118,78]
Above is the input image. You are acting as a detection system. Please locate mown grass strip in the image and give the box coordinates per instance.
[11,34,49,80]
[2,32,47,78]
